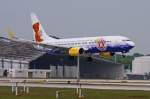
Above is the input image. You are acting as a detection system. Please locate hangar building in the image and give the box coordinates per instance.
[132,56,150,75]
[127,56,150,80]
[0,37,124,79]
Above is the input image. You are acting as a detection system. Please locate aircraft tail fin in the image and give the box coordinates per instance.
[30,13,56,43]
[6,28,18,39]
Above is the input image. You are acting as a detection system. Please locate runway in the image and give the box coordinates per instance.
[0,78,150,91]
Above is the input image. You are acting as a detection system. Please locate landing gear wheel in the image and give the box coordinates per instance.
[122,53,126,58]
[110,52,115,56]
[122,55,126,58]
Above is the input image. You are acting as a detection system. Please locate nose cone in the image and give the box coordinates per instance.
[128,41,135,48]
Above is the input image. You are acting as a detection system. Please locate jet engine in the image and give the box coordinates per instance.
[68,47,84,56]
[99,52,115,58]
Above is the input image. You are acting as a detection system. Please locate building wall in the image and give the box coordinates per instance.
[30,54,124,79]
[0,57,51,78]
[132,56,150,75]
[10,69,28,78]
[80,57,124,79]
[0,58,29,77]
[0,58,28,70]
[0,54,124,79]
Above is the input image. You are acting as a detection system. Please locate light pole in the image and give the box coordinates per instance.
[114,54,117,63]
[76,55,80,94]
[77,55,80,82]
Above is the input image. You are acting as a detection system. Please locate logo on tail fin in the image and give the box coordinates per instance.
[32,22,43,42]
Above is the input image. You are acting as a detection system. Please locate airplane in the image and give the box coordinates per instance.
[30,13,135,59]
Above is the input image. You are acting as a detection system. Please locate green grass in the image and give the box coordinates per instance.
[0,86,150,99]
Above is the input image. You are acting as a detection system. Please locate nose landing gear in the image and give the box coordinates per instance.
[122,52,126,58]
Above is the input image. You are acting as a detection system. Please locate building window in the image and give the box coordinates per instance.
[2,59,4,69]
[20,61,22,69]
[10,60,13,69]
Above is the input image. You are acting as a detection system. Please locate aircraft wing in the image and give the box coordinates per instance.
[9,38,68,54]
[33,42,68,54]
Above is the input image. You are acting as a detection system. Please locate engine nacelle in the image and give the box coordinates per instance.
[68,47,84,56]
[100,52,114,58]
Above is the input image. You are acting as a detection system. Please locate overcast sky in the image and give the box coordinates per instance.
[0,0,149,54]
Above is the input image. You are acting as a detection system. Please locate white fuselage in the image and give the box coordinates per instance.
[42,36,135,53]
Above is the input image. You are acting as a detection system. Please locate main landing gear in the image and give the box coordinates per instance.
[110,52,115,56]
[122,52,126,58]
